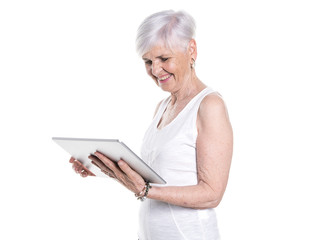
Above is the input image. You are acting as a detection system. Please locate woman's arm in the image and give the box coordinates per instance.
[147,94,233,209]
[91,94,233,209]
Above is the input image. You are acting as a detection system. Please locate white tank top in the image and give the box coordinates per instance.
[139,88,220,240]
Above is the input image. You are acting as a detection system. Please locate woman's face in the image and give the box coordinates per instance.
[142,43,193,93]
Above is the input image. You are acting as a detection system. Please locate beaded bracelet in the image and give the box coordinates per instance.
[135,182,152,201]
[135,185,146,198]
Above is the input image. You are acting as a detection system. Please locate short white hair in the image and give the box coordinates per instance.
[136,10,196,56]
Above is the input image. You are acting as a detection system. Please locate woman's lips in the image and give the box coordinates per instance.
[158,74,172,84]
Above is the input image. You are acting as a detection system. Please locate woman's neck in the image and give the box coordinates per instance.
[170,73,206,104]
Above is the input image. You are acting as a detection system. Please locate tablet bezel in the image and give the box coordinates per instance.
[52,137,166,184]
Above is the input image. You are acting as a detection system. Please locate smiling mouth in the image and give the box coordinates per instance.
[158,74,172,82]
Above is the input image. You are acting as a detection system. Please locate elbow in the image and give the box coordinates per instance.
[195,187,224,209]
[209,198,222,208]
[194,181,224,209]
[192,192,223,209]
[195,197,221,210]
[209,192,224,208]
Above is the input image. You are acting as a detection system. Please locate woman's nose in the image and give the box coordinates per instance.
[151,61,162,76]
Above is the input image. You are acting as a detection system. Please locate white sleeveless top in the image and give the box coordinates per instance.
[138,88,220,240]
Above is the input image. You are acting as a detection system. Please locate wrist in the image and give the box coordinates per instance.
[135,181,152,201]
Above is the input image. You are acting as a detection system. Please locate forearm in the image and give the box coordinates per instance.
[147,181,221,209]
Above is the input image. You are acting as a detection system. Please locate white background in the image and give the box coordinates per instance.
[1,0,310,239]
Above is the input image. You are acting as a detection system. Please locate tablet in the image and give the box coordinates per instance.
[52,137,166,184]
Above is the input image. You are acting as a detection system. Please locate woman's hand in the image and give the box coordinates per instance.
[69,157,96,177]
[90,151,145,194]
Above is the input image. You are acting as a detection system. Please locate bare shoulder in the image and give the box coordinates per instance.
[197,93,231,130]
[198,93,228,117]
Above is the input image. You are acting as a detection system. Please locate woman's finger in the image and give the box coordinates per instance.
[69,157,75,163]
[89,155,115,178]
[93,152,144,193]
[83,167,96,177]
[94,151,122,174]
[72,160,81,171]
[117,160,143,181]
[80,169,88,178]
[93,152,131,182]
[76,163,83,173]
[70,157,95,177]
[89,155,111,173]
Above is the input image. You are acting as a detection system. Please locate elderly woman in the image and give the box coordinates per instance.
[71,10,233,240]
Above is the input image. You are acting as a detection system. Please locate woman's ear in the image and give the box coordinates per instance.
[188,39,197,60]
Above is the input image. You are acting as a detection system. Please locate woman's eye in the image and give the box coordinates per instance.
[145,60,152,65]
[161,57,168,62]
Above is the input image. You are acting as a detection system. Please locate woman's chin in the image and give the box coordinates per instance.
[160,87,175,94]
[158,79,174,92]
